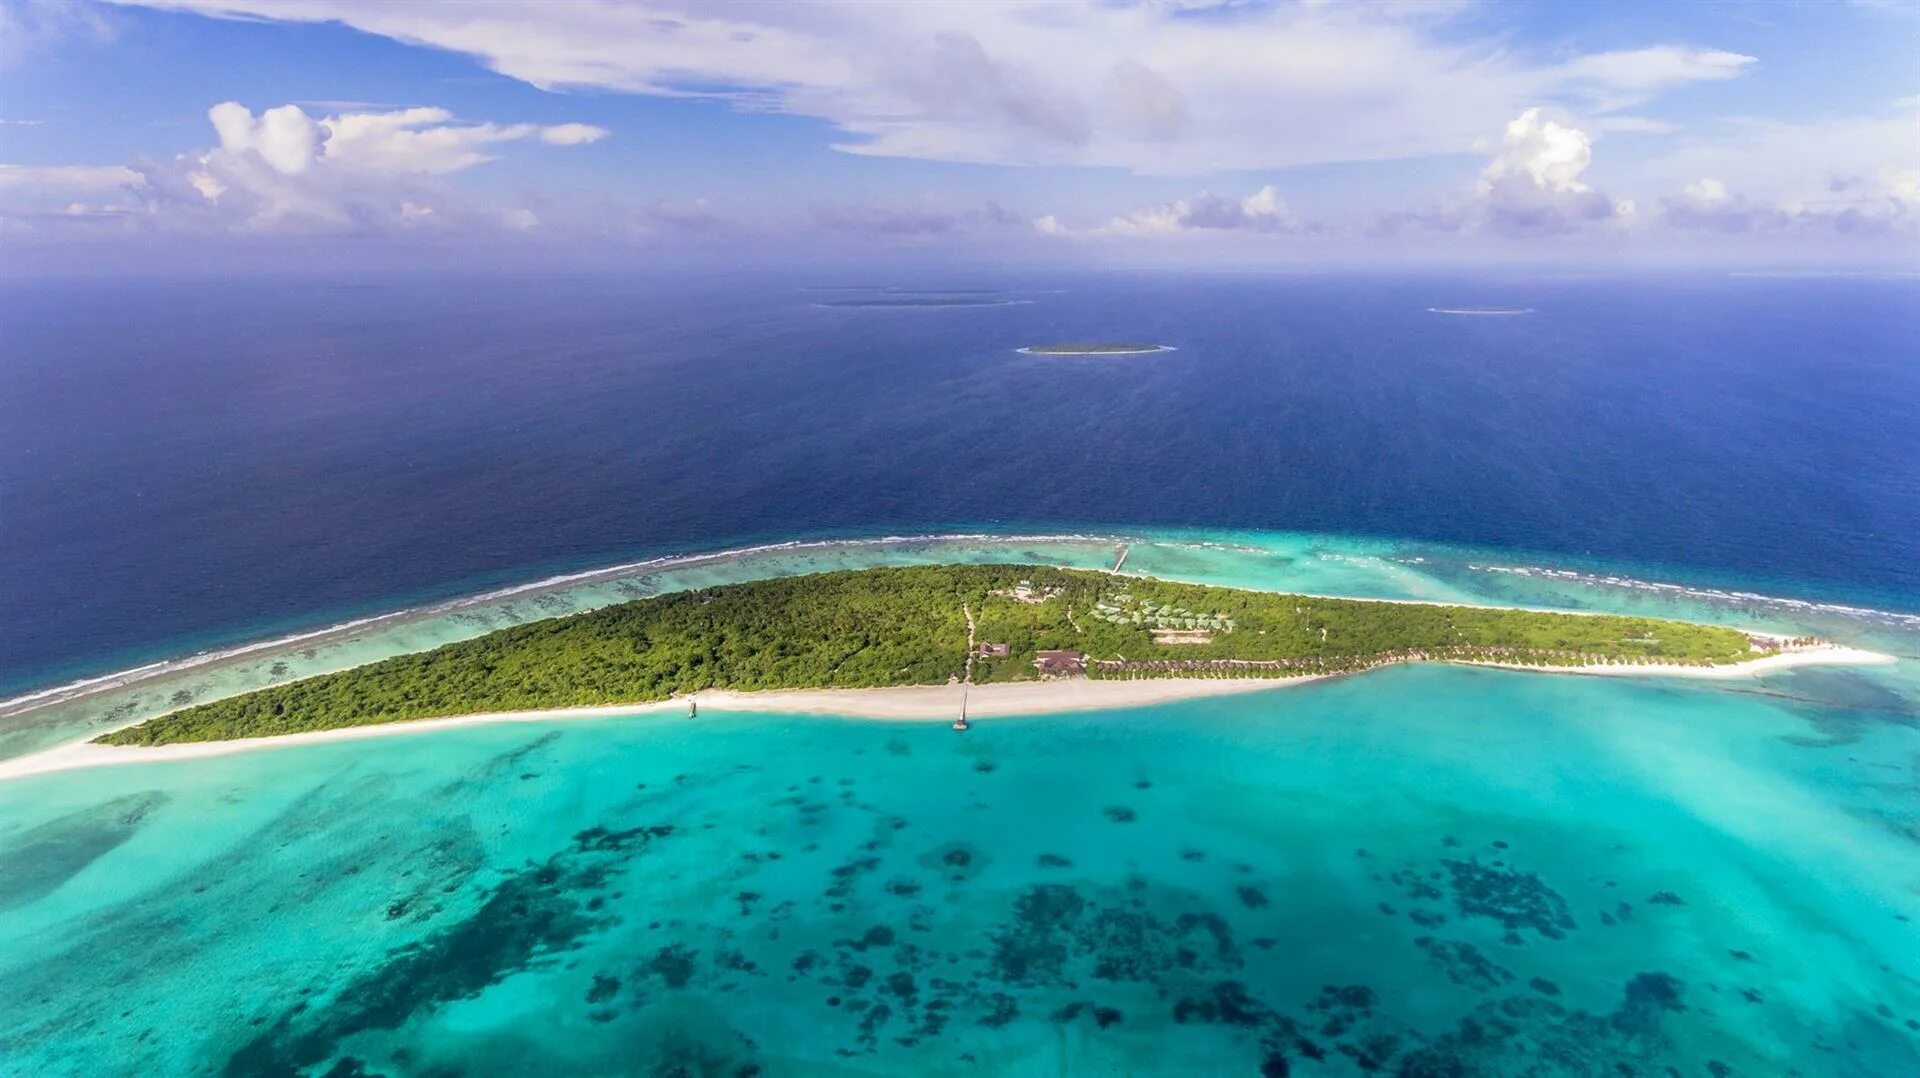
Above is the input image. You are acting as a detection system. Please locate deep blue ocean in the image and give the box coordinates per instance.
[3,271,1917,694]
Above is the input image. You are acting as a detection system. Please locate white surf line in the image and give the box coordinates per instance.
[1474,564,1920,631]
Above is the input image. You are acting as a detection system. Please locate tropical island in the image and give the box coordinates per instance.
[1017,341,1176,355]
[1427,306,1532,315]
[95,564,1818,747]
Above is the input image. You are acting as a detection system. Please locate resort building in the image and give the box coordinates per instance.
[1033,650,1086,676]
[974,642,1012,658]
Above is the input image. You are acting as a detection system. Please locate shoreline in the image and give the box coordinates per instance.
[0,677,1307,782]
[1015,345,1176,356]
[0,645,1894,784]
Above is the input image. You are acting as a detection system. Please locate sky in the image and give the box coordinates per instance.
[1,0,1917,273]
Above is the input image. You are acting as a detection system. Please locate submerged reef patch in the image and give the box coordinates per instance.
[0,791,168,912]
[221,822,677,1076]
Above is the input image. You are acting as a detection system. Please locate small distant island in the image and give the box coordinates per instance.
[818,297,1020,308]
[1017,342,1176,355]
[98,563,1806,747]
[1427,306,1532,316]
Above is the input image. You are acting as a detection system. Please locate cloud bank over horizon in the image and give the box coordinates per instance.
[98,0,1767,176]
[1,1,1914,268]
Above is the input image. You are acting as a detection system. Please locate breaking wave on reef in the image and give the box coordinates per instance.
[1472,564,1920,631]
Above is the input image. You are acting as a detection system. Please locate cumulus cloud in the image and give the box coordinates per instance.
[105,1,1751,173]
[1,100,611,238]
[1659,177,1790,233]
[200,101,609,177]
[1476,108,1624,235]
[1358,108,1629,239]
[208,101,323,174]
[1659,172,1917,236]
[1641,99,1920,235]
[1096,185,1294,236]
[1368,102,1915,244]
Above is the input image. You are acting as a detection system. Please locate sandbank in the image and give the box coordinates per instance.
[1015,344,1176,355]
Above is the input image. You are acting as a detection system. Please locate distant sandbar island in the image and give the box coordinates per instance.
[1017,342,1176,355]
[1427,306,1533,316]
[819,297,1021,308]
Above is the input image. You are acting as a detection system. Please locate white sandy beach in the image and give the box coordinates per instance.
[1457,644,1894,679]
[0,644,1896,784]
[0,677,1310,783]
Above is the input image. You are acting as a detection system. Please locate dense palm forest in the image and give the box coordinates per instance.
[100,565,1761,745]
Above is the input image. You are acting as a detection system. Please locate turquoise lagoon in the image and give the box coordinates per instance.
[1,530,1917,1075]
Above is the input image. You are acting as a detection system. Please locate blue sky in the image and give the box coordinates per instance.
[1,0,1916,271]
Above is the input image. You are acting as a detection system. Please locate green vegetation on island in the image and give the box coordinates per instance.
[98,564,1764,746]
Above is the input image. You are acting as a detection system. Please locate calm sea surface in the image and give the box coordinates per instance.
[0,274,1916,1075]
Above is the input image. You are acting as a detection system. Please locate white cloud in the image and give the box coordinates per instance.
[1555,46,1755,93]
[1,100,611,237]
[1684,178,1731,205]
[1660,170,1918,236]
[0,163,146,193]
[198,102,609,177]
[811,198,1027,238]
[1,0,116,68]
[539,122,609,146]
[1476,108,1623,234]
[0,163,147,219]
[106,1,1749,173]
[1640,100,1920,228]
[1096,185,1295,236]
[209,101,323,174]
[1660,177,1788,233]
[1481,109,1596,194]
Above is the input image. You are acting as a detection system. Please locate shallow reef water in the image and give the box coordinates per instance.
[1,657,1917,1076]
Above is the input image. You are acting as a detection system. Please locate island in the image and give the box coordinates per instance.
[95,564,1815,747]
[817,297,1020,308]
[1016,342,1176,355]
[1427,306,1532,315]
